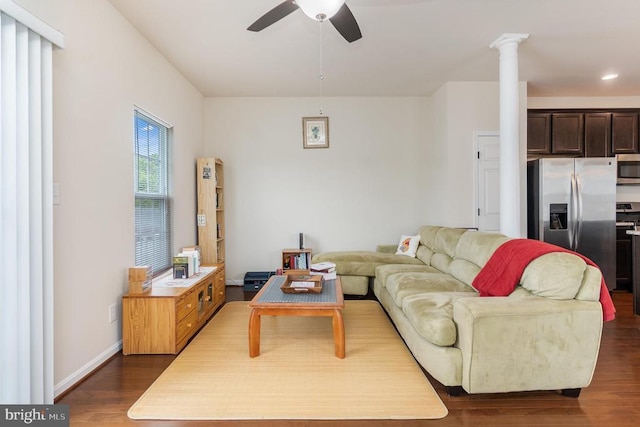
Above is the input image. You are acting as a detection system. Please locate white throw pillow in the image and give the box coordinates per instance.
[395,235,421,257]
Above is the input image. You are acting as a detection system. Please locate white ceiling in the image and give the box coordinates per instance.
[107,0,640,98]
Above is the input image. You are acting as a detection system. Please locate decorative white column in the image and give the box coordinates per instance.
[490,33,529,238]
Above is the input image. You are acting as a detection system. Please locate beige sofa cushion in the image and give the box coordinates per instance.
[455,231,510,267]
[402,292,478,347]
[520,252,588,300]
[415,225,441,265]
[417,225,442,249]
[374,264,440,288]
[386,271,473,307]
[428,228,468,274]
[312,251,423,276]
[575,265,603,301]
[448,231,510,286]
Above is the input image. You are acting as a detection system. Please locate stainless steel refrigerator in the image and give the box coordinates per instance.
[527,157,617,290]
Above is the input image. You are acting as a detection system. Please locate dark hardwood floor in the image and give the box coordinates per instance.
[57,288,640,426]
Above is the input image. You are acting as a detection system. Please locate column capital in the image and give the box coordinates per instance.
[489,33,529,50]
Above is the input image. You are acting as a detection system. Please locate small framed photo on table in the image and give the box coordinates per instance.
[302,116,329,149]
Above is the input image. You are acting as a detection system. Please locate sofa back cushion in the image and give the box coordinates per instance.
[455,230,511,267]
[520,252,593,300]
[415,226,441,265]
[428,227,468,274]
[449,231,511,286]
[418,225,442,248]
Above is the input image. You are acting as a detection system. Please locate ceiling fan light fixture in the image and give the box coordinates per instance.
[296,0,346,22]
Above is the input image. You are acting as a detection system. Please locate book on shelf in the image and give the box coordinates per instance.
[173,254,195,278]
[298,253,307,269]
[173,263,189,279]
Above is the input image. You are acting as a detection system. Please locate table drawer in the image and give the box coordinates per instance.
[176,308,198,343]
[176,291,198,321]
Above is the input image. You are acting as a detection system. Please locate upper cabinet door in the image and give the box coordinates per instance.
[551,113,584,155]
[612,113,639,154]
[527,113,551,154]
[584,113,612,157]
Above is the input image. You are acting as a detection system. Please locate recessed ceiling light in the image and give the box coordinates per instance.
[601,73,619,81]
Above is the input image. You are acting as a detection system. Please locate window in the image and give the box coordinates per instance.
[134,110,172,275]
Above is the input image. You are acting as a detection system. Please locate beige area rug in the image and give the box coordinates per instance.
[127,300,448,420]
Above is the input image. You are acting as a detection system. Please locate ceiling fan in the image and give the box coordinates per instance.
[248,0,362,43]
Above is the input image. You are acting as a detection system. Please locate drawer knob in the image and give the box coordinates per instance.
[187,323,192,328]
[186,303,192,308]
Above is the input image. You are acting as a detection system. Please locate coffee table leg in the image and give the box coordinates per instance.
[248,309,261,357]
[332,309,345,359]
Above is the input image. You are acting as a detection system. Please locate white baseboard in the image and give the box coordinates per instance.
[226,279,243,286]
[54,340,122,398]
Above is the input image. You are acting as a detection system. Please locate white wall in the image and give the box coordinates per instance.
[428,82,500,227]
[14,0,204,396]
[204,91,507,282]
[427,81,528,235]
[204,97,435,282]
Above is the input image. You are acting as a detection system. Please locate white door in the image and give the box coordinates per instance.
[476,132,500,232]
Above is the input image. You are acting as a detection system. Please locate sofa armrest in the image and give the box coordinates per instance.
[376,244,397,254]
[452,296,603,394]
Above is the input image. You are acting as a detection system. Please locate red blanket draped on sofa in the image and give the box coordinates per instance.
[472,239,616,321]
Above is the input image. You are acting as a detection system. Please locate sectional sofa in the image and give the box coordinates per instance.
[312,225,614,396]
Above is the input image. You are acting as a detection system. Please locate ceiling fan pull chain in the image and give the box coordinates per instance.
[319,22,324,116]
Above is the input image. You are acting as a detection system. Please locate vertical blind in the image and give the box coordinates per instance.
[134,110,172,276]
[0,0,63,404]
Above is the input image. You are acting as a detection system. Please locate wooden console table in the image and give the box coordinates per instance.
[122,264,225,355]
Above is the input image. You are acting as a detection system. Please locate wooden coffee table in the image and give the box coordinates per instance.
[248,275,345,358]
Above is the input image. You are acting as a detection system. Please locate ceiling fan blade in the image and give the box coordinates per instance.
[247,1,299,32]
[329,3,362,43]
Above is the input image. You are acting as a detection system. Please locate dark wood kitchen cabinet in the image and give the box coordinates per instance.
[528,108,640,157]
[551,113,584,155]
[527,113,551,154]
[611,112,639,154]
[584,113,611,157]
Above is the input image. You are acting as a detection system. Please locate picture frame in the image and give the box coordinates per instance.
[302,116,329,149]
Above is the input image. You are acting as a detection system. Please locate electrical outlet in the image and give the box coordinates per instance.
[108,303,117,323]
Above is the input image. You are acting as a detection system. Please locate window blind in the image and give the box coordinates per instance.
[0,0,63,403]
[134,110,172,276]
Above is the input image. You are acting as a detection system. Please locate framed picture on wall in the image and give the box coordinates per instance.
[302,116,329,149]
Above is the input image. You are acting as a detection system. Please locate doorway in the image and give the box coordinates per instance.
[475,132,500,232]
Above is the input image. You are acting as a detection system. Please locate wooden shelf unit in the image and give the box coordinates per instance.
[282,248,312,274]
[122,264,225,355]
[197,157,225,264]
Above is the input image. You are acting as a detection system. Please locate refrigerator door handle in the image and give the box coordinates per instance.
[574,174,583,251]
[569,173,577,250]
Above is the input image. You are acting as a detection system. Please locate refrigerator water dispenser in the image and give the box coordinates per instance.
[549,204,567,230]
